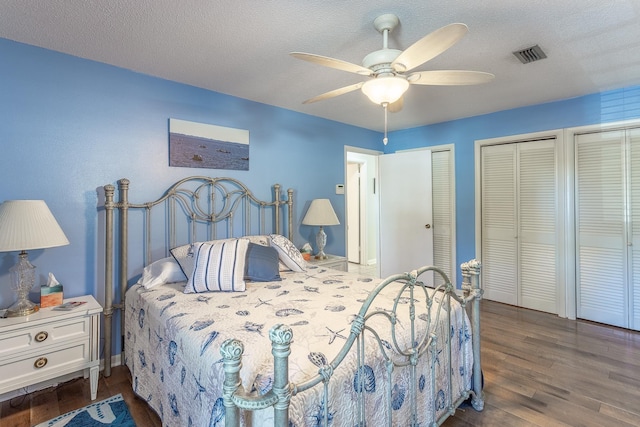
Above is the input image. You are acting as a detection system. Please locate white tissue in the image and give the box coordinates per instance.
[47,272,60,287]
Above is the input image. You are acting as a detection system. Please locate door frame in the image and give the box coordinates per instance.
[345,146,382,268]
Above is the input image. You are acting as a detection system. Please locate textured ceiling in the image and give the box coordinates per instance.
[1,0,640,132]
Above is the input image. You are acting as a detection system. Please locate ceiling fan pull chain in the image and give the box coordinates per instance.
[383,102,389,145]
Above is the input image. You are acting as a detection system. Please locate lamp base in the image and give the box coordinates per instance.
[6,251,38,317]
[5,299,39,317]
[315,226,328,260]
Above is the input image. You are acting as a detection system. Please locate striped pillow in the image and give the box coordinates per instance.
[184,238,249,293]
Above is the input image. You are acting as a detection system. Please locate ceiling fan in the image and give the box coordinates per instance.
[291,14,494,142]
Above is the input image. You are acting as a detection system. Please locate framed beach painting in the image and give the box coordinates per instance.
[169,118,249,170]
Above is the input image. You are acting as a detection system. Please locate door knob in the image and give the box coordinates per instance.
[425,224,431,229]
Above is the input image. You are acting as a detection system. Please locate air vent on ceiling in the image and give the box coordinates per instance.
[513,45,547,64]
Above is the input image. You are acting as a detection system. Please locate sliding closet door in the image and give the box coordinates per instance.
[576,131,627,327]
[518,141,558,312]
[432,149,455,286]
[481,144,517,304]
[631,129,640,330]
[481,139,558,312]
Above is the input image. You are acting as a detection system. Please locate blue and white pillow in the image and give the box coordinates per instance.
[184,238,249,293]
[269,234,306,272]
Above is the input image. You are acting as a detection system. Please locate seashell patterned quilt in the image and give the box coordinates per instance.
[124,265,472,426]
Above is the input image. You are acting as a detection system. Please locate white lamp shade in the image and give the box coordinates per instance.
[361,76,410,105]
[0,200,70,252]
[302,199,340,226]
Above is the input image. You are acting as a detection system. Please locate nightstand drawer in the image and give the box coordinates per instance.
[0,340,91,393]
[306,254,348,272]
[0,317,90,359]
[320,260,348,271]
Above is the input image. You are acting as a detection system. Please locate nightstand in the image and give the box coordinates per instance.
[306,254,348,271]
[0,295,102,400]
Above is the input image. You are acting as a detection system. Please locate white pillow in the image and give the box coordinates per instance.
[185,238,249,293]
[269,234,306,272]
[140,257,187,289]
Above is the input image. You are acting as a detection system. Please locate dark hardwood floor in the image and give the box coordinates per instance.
[2,300,640,426]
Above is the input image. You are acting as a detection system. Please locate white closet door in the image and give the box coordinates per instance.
[432,150,454,286]
[628,128,640,330]
[481,144,518,304]
[518,141,558,313]
[576,131,627,328]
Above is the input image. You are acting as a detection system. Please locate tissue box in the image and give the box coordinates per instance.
[41,285,63,308]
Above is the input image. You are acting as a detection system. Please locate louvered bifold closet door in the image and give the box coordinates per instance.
[432,150,454,286]
[518,141,558,313]
[481,144,517,304]
[629,128,640,331]
[576,131,627,328]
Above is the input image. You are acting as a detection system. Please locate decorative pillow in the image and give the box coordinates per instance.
[140,257,187,289]
[245,235,270,246]
[171,239,231,280]
[185,238,249,293]
[269,234,306,272]
[245,242,281,282]
[171,235,269,278]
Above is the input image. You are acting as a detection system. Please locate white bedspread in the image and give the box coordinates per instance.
[124,265,472,426]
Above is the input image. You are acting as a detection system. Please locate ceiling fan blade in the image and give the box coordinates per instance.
[392,23,468,73]
[291,52,372,76]
[303,82,364,104]
[407,70,495,85]
[388,96,403,113]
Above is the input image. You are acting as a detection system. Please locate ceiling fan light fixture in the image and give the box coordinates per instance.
[361,76,409,105]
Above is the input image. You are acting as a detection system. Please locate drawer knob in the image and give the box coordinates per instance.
[34,357,48,369]
[35,331,49,343]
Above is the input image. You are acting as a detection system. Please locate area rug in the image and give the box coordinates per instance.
[35,393,135,427]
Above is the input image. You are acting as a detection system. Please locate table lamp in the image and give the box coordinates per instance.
[0,200,69,317]
[302,199,340,259]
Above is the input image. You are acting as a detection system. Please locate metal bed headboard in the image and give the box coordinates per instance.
[101,176,294,375]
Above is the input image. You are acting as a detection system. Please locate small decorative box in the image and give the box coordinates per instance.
[41,284,64,308]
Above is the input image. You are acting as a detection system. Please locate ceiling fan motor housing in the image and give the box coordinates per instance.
[362,49,403,74]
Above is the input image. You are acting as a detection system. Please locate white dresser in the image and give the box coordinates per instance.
[0,295,102,400]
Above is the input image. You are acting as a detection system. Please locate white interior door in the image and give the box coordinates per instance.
[576,130,627,327]
[378,150,433,279]
[629,128,640,330]
[347,162,361,263]
[432,149,455,286]
[518,141,558,313]
[481,144,518,304]
[481,139,559,313]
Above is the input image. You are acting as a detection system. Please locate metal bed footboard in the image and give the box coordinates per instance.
[221,260,483,426]
[101,176,294,376]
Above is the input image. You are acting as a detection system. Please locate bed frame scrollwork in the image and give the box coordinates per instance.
[102,176,294,376]
[221,260,483,426]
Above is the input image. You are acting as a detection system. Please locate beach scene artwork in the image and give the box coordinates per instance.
[169,118,249,170]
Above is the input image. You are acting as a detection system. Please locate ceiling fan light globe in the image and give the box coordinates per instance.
[361,76,409,105]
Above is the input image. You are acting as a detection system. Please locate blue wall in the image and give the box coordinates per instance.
[388,85,640,281]
[3,36,640,357]
[0,38,381,318]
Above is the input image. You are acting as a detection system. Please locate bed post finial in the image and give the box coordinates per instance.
[221,339,245,427]
[270,324,293,426]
